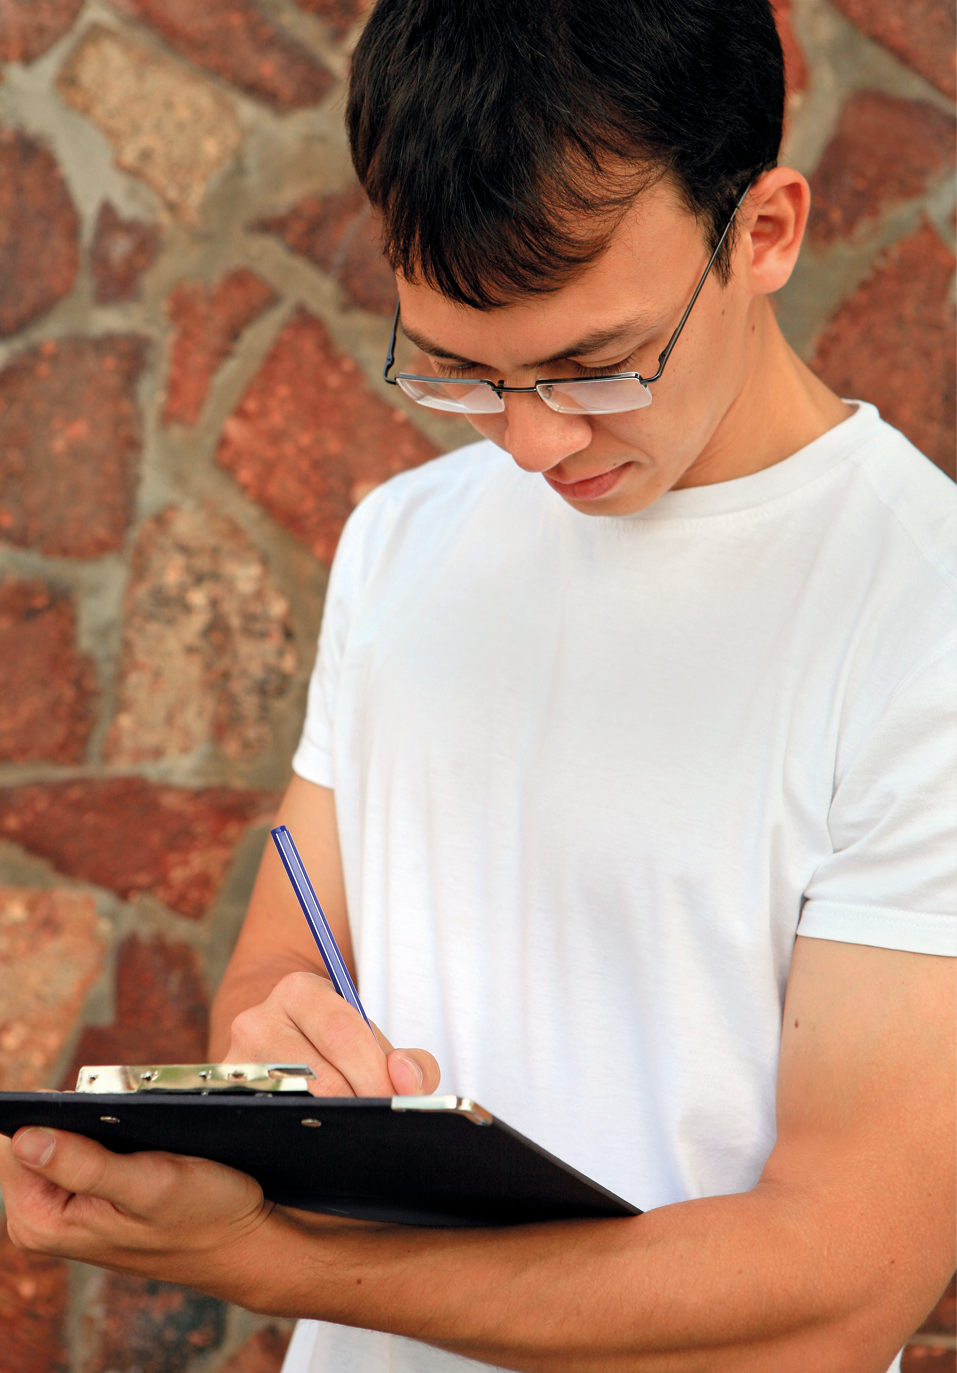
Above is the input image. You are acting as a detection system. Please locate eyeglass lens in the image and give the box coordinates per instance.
[538,378,653,414]
[396,375,654,415]
[396,377,505,413]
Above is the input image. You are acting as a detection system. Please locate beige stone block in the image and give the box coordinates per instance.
[105,505,296,764]
[56,22,241,220]
[0,887,108,1091]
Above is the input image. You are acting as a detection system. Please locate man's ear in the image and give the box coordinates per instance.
[737,166,810,296]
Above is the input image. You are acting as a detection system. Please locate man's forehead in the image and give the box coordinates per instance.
[398,312,661,369]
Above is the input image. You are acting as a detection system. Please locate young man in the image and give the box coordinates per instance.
[1,1,954,1370]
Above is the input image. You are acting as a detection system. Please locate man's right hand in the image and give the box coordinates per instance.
[209,777,440,1098]
[223,969,440,1098]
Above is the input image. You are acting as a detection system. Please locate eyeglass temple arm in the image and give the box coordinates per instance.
[641,180,753,387]
[383,300,401,383]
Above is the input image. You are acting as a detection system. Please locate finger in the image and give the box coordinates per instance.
[387,1049,442,1096]
[225,1014,358,1097]
[277,973,394,1097]
[369,1022,395,1055]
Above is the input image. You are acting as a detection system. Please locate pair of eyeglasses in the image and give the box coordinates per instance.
[383,182,751,416]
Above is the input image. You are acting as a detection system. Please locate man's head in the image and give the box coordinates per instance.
[348,0,822,513]
[349,0,785,306]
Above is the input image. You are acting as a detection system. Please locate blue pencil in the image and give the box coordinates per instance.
[271,824,378,1043]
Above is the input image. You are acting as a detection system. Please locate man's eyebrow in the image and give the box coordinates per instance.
[399,314,657,371]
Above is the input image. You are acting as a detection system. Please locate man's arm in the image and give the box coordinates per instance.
[2,937,952,1371]
[233,937,957,1370]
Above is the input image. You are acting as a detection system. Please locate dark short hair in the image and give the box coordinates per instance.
[347,0,785,309]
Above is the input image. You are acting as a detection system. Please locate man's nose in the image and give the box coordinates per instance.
[501,392,592,474]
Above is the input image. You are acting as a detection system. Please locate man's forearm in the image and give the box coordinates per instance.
[226,1183,913,1373]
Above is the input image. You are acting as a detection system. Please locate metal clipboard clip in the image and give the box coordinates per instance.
[75,1064,317,1094]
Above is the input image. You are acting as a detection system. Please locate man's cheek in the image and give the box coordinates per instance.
[463,413,507,446]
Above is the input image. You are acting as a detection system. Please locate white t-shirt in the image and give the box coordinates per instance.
[286,403,955,1373]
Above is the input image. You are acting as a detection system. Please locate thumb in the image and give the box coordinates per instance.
[386,1048,441,1096]
[11,1127,143,1207]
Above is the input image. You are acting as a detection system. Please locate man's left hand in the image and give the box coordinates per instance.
[0,1126,275,1299]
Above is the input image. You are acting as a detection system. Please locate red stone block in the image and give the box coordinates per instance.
[217,307,438,563]
[0,0,83,63]
[831,0,956,101]
[163,269,279,426]
[64,933,210,1084]
[0,335,148,558]
[219,1326,293,1373]
[256,184,396,316]
[291,0,368,39]
[0,579,98,764]
[770,0,809,100]
[901,1345,956,1369]
[0,129,79,338]
[0,1224,69,1373]
[91,201,163,303]
[809,220,956,479]
[82,1271,226,1373]
[0,778,275,920]
[0,887,107,1090]
[808,91,955,245]
[111,0,334,111]
[918,1276,957,1336]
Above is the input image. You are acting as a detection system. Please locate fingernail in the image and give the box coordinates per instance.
[397,1053,424,1092]
[13,1128,56,1167]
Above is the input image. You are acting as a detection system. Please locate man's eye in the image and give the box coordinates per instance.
[431,360,478,378]
[429,354,640,380]
[572,355,639,379]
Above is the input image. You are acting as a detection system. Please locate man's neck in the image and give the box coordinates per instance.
[674,297,854,490]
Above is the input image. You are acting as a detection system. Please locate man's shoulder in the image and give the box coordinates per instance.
[354,437,516,531]
[841,406,956,589]
[821,408,956,735]
[327,438,523,596]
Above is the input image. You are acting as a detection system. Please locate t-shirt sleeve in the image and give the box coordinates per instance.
[290,504,373,789]
[798,639,957,957]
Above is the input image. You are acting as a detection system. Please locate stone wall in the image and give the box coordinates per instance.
[0,0,953,1368]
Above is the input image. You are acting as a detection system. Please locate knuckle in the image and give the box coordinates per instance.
[229,1005,268,1053]
[150,1155,187,1204]
[6,1215,52,1255]
[279,969,326,1005]
[4,1217,28,1251]
[230,1006,259,1038]
[309,1066,355,1097]
[317,1010,362,1059]
[123,1152,187,1223]
[71,1152,110,1198]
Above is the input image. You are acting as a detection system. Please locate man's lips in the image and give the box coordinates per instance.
[544,464,628,500]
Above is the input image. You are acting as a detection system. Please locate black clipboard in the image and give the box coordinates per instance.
[0,1064,640,1227]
